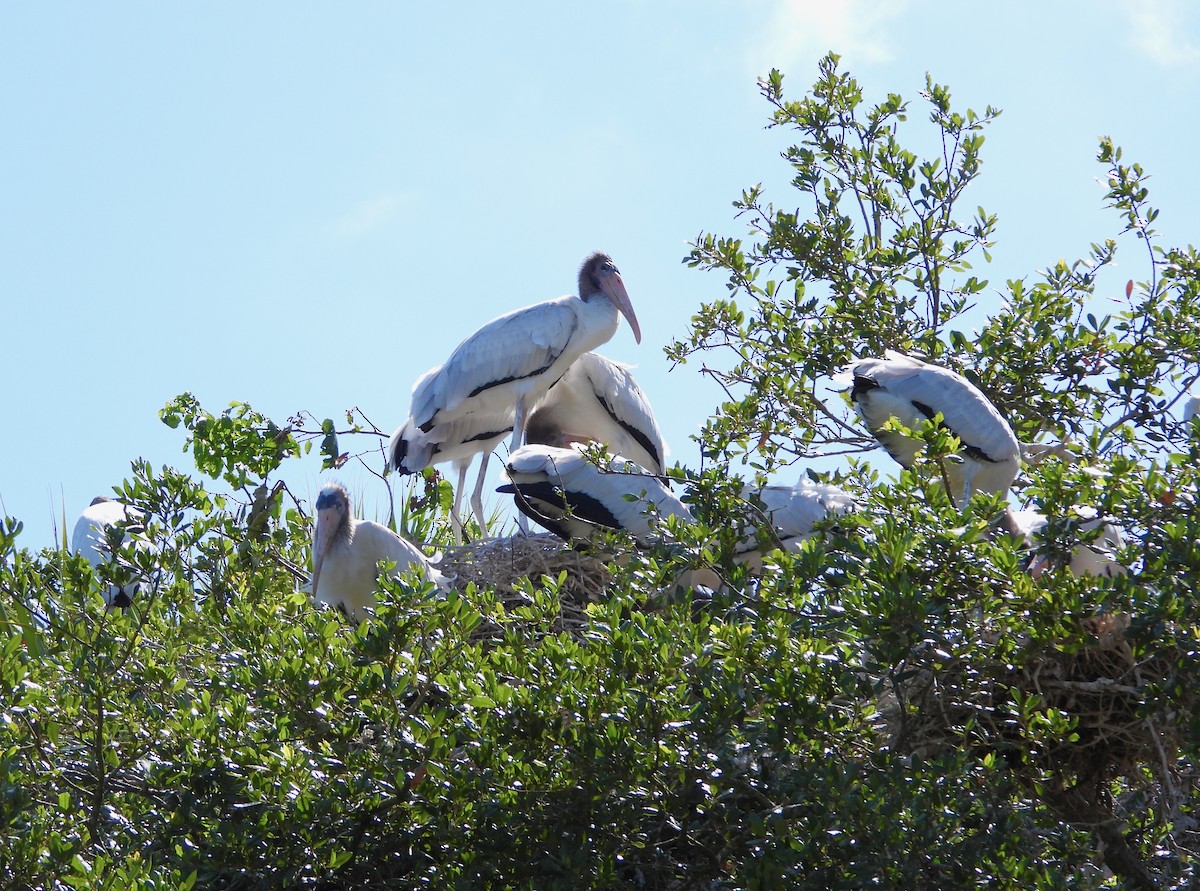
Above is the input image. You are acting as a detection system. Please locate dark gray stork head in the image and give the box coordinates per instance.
[311,483,352,602]
[580,252,641,344]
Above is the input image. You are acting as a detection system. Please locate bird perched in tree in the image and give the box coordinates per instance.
[844,350,1021,506]
[525,352,668,474]
[498,444,687,546]
[389,252,641,539]
[71,496,152,612]
[734,479,857,572]
[1007,507,1128,579]
[310,482,446,623]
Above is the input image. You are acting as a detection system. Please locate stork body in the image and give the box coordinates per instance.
[498,445,688,546]
[1008,508,1127,579]
[311,483,445,623]
[525,352,667,473]
[71,496,150,611]
[847,351,1020,506]
[736,480,856,571]
[390,252,640,538]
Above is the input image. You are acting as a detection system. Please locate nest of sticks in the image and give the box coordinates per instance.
[436,533,613,638]
[879,614,1187,792]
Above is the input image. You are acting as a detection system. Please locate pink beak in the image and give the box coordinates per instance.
[601,269,641,344]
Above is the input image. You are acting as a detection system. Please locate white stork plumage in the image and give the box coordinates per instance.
[498,444,688,546]
[734,480,856,572]
[845,350,1021,507]
[1008,508,1128,579]
[1183,391,1200,428]
[71,496,151,612]
[389,252,640,538]
[310,483,446,623]
[525,351,668,474]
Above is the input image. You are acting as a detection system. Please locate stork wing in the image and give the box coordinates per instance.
[578,354,668,471]
[853,357,1018,463]
[355,521,445,589]
[409,298,578,429]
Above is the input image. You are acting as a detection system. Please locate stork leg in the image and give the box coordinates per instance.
[959,462,978,510]
[449,459,469,544]
[470,451,491,539]
[509,393,531,535]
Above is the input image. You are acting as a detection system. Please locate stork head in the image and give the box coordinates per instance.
[580,252,641,344]
[311,483,351,602]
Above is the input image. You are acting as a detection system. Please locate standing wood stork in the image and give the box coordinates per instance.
[310,483,446,623]
[1008,508,1128,579]
[71,496,150,612]
[525,351,668,474]
[498,444,688,546]
[734,480,856,572]
[845,350,1021,507]
[389,252,640,539]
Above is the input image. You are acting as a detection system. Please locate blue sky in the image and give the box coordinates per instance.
[3,1,1198,549]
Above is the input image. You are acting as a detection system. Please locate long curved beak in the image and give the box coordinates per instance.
[310,508,336,601]
[602,269,641,344]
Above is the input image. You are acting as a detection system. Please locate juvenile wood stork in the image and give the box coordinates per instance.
[498,444,688,546]
[310,482,446,623]
[389,407,513,543]
[734,480,856,572]
[71,496,151,612]
[1008,507,1128,579]
[845,350,1021,507]
[525,352,668,474]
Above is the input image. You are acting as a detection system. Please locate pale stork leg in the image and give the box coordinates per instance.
[507,393,528,453]
[509,393,531,534]
[958,462,978,511]
[470,451,491,539]
[449,458,470,544]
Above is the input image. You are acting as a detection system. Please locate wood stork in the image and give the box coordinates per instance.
[311,483,446,623]
[498,444,687,546]
[389,252,640,537]
[525,351,668,474]
[1008,507,1127,579]
[734,480,856,572]
[389,407,514,543]
[71,496,150,612]
[845,350,1021,507]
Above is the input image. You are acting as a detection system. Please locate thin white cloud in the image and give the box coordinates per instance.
[1118,0,1199,66]
[758,0,911,71]
[330,194,407,239]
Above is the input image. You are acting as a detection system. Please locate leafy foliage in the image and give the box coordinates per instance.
[3,55,1199,889]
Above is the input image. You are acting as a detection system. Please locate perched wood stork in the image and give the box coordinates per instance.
[389,252,640,534]
[310,483,446,623]
[734,480,856,572]
[1008,507,1128,579]
[845,350,1021,507]
[525,351,668,474]
[71,496,150,612]
[389,407,514,543]
[498,444,687,546]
